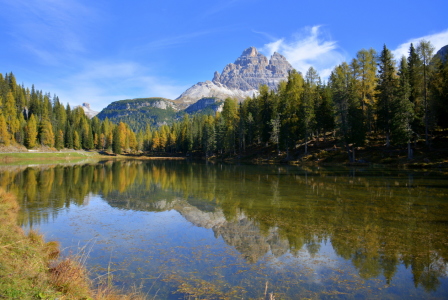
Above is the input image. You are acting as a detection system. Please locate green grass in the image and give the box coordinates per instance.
[0,152,101,166]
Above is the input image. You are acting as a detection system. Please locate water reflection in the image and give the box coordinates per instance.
[1,161,448,298]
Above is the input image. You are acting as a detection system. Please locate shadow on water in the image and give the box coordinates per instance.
[1,161,448,299]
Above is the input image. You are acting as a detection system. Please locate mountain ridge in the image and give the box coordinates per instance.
[175,47,294,106]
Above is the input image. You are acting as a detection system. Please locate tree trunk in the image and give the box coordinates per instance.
[352,146,356,162]
[346,143,353,163]
[304,133,308,155]
[407,140,413,160]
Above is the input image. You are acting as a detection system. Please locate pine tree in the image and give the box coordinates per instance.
[330,63,354,161]
[128,129,138,153]
[376,45,398,147]
[143,124,153,151]
[222,98,239,154]
[152,131,160,152]
[430,48,448,128]
[202,115,216,158]
[279,70,303,154]
[392,56,414,158]
[55,129,64,150]
[0,113,10,146]
[65,122,74,149]
[99,133,106,150]
[407,43,423,131]
[81,118,93,149]
[353,48,377,130]
[39,118,55,147]
[315,83,335,141]
[4,91,20,142]
[257,85,275,145]
[159,125,169,151]
[416,40,435,145]
[73,130,81,150]
[25,114,38,148]
[301,67,319,155]
[112,122,127,154]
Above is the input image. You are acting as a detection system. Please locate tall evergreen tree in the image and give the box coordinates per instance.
[301,67,319,155]
[430,48,448,128]
[25,114,38,148]
[39,118,55,147]
[221,98,238,154]
[416,40,435,145]
[65,122,74,149]
[376,45,398,147]
[407,43,423,131]
[4,91,20,142]
[55,129,64,150]
[202,115,216,158]
[392,56,414,158]
[330,62,361,162]
[353,48,377,130]
[279,70,303,154]
[73,130,81,150]
[315,83,335,141]
[0,113,10,146]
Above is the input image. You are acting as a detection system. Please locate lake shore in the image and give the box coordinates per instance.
[1,132,447,170]
[0,187,146,300]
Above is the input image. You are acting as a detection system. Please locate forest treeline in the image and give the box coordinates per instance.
[1,41,447,159]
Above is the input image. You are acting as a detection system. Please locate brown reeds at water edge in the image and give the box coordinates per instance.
[0,188,146,300]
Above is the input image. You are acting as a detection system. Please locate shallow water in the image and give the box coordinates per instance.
[2,160,448,299]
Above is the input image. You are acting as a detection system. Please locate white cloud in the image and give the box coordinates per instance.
[392,29,448,59]
[135,30,212,52]
[261,26,346,79]
[44,61,189,112]
[0,0,99,64]
[203,0,244,17]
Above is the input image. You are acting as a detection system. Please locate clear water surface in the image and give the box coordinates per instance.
[2,160,448,299]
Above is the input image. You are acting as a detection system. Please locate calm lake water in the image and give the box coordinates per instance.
[2,160,448,299]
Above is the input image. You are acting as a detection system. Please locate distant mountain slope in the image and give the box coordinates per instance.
[96,98,179,131]
[184,98,223,114]
[435,44,448,62]
[96,97,223,131]
[175,47,293,107]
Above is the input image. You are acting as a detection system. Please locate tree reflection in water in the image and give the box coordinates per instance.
[1,160,448,297]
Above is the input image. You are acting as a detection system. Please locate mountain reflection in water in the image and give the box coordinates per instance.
[1,160,448,299]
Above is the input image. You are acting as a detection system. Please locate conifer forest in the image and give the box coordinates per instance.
[1,41,447,161]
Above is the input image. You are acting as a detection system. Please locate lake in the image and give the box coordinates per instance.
[2,160,448,299]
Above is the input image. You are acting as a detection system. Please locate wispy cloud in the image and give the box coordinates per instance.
[135,30,213,52]
[202,0,245,17]
[43,61,189,111]
[392,29,448,59]
[260,26,346,79]
[0,0,99,64]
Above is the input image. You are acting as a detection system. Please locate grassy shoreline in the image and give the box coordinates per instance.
[0,188,145,300]
[1,138,447,170]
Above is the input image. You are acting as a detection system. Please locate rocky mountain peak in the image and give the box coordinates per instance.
[175,47,294,106]
[233,47,268,71]
[241,46,258,57]
[76,102,99,119]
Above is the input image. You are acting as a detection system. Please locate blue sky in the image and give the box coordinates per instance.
[1,0,447,112]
